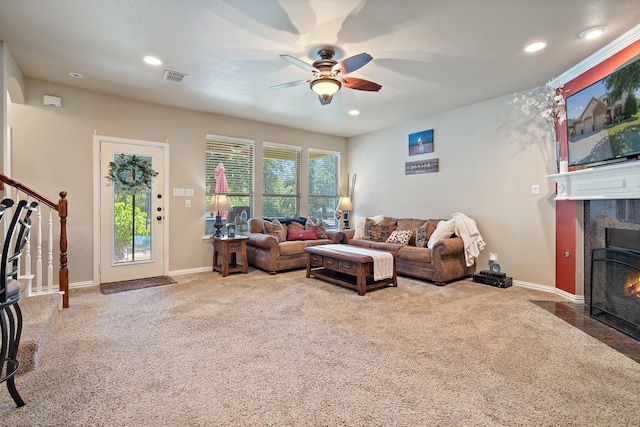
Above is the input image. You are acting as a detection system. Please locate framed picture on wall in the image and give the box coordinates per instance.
[408,129,434,156]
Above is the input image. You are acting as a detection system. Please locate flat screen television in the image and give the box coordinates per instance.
[566,55,640,167]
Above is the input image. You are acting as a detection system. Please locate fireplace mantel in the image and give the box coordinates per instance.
[547,160,640,200]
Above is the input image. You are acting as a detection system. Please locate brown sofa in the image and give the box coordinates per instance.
[343,217,475,285]
[246,218,345,274]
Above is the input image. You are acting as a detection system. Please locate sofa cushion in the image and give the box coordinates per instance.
[278,238,333,256]
[348,239,374,249]
[249,218,265,233]
[427,219,455,249]
[397,245,433,263]
[354,214,384,239]
[278,240,312,256]
[386,230,412,245]
[370,241,403,254]
[287,227,317,241]
[305,217,328,239]
[264,217,308,226]
[264,219,287,242]
[395,218,428,245]
[288,221,305,232]
[364,217,397,242]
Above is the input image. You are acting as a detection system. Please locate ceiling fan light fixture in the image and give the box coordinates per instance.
[311,78,341,98]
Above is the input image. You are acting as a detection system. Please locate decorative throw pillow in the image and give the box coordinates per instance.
[264,219,286,242]
[354,214,384,239]
[364,218,396,242]
[305,217,328,239]
[287,227,318,241]
[385,230,412,245]
[415,222,429,247]
[427,219,456,249]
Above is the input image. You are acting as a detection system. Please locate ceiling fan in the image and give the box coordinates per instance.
[271,47,382,105]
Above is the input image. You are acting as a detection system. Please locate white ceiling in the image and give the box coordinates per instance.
[1,0,639,138]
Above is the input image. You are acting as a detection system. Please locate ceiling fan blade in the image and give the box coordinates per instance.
[333,52,373,75]
[342,77,382,92]
[280,54,318,72]
[270,79,309,90]
[318,94,333,105]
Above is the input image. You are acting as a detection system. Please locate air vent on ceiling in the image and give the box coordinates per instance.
[162,70,188,83]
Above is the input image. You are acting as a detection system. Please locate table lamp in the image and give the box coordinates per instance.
[336,196,353,229]
[207,194,232,237]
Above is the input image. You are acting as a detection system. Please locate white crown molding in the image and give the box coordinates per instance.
[553,23,640,87]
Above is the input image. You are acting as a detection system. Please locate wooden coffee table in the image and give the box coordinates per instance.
[305,245,397,295]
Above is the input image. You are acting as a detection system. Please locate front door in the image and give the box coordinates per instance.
[98,139,167,283]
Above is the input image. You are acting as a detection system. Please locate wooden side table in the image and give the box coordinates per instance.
[211,235,249,277]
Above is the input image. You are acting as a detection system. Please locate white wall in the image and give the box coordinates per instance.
[7,79,347,284]
[348,94,557,287]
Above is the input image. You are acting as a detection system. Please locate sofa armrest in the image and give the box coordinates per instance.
[245,232,279,250]
[326,230,345,244]
[432,237,464,256]
[342,229,355,243]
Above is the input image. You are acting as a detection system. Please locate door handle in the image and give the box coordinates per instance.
[156,216,163,221]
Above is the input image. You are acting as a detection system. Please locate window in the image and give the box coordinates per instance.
[205,136,254,235]
[262,143,301,218]
[308,149,340,229]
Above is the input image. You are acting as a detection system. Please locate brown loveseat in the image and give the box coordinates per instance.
[343,217,475,285]
[246,218,345,274]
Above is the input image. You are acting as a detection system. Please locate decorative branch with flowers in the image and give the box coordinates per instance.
[510,81,567,172]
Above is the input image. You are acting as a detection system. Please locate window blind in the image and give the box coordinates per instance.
[308,149,340,228]
[262,143,301,217]
[205,137,254,233]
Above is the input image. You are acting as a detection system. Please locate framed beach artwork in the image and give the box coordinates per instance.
[408,129,434,156]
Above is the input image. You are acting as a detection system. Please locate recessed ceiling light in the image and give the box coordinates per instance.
[579,25,607,40]
[524,42,547,53]
[348,110,360,116]
[143,56,163,66]
[68,72,84,79]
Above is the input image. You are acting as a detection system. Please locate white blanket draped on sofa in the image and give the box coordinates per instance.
[313,244,394,281]
[451,213,485,267]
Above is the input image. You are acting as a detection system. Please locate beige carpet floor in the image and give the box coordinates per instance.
[1,269,639,426]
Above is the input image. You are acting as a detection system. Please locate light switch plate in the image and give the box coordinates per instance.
[185,188,194,197]
[173,188,185,197]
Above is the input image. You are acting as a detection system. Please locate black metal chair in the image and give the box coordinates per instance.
[0,199,38,407]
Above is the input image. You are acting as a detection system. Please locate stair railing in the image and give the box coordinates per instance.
[0,174,68,308]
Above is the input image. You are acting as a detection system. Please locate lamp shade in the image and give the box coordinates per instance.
[311,78,341,97]
[337,196,353,211]
[207,194,232,213]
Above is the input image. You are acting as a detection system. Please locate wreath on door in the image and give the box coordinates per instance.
[106,154,158,194]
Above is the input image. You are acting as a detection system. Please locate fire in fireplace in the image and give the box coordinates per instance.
[590,228,640,341]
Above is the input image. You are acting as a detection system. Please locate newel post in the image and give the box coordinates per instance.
[58,191,68,308]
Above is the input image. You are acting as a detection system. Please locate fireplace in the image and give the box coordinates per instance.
[590,227,640,340]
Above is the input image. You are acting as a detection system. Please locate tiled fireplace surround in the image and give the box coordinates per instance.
[547,161,640,361]
[549,160,640,301]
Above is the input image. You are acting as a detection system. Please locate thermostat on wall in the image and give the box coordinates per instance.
[43,95,62,108]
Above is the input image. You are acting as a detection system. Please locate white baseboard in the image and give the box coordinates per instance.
[69,280,95,289]
[513,279,585,304]
[70,271,585,304]
[169,266,212,276]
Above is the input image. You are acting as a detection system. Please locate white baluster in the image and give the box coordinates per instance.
[36,205,43,293]
[48,210,54,291]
